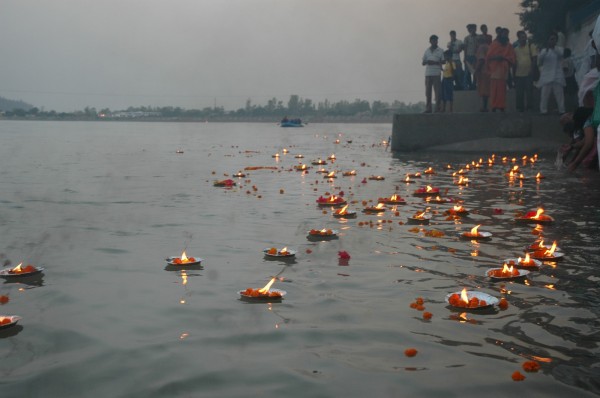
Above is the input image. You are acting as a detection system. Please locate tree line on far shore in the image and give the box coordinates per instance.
[0,95,425,121]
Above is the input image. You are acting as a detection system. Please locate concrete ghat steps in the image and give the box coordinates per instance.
[391,112,566,154]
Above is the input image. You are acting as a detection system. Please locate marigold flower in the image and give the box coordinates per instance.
[0,295,9,304]
[522,361,541,372]
[423,311,433,320]
[499,298,509,310]
[338,251,351,260]
[404,348,418,357]
[511,371,526,381]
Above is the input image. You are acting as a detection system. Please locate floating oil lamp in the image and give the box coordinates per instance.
[294,164,308,171]
[334,139,340,144]
[316,195,346,206]
[324,171,337,179]
[404,174,415,184]
[213,179,236,187]
[282,148,289,154]
[446,288,498,309]
[342,170,357,177]
[263,247,296,258]
[517,173,527,180]
[166,251,202,266]
[506,165,520,175]
[0,315,22,329]
[446,164,453,170]
[504,253,542,268]
[176,149,184,154]
[368,175,385,181]
[333,204,357,218]
[413,185,439,197]
[535,172,545,180]
[0,263,44,277]
[239,277,286,301]
[455,175,469,185]
[423,167,436,175]
[516,208,554,224]
[444,205,469,216]
[452,168,467,176]
[486,263,529,280]
[308,228,338,239]
[426,195,450,204]
[327,153,336,160]
[294,154,304,159]
[527,239,561,253]
[529,241,564,261]
[461,225,492,240]
[407,172,422,178]
[316,168,329,174]
[272,153,280,158]
[363,202,386,213]
[233,171,246,178]
[408,210,431,224]
[312,159,327,166]
[378,193,406,205]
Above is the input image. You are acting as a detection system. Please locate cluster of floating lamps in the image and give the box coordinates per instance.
[0,262,45,331]
[208,142,563,360]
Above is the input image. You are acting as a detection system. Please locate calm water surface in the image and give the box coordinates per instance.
[0,121,599,397]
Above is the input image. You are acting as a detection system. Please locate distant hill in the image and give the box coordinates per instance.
[0,96,34,111]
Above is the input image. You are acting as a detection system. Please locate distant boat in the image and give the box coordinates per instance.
[280,118,304,127]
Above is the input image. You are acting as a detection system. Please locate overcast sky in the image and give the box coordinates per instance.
[0,0,522,112]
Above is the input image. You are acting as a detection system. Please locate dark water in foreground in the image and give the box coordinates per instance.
[0,121,599,397]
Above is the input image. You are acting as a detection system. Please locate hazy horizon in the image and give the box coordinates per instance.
[1,0,522,112]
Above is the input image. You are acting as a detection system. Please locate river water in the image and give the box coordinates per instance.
[0,120,599,397]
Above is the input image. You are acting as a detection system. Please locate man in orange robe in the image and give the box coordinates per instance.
[485,28,516,111]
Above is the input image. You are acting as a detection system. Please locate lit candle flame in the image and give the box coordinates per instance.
[12,263,23,272]
[460,288,469,304]
[470,225,480,235]
[426,185,433,192]
[502,263,513,273]
[337,205,348,215]
[523,252,531,264]
[453,205,463,212]
[375,203,385,209]
[390,194,398,201]
[258,277,276,294]
[546,241,557,256]
[181,251,189,262]
[535,239,544,249]
[532,208,544,220]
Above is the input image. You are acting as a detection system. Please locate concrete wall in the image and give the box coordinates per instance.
[392,88,573,153]
[391,112,565,153]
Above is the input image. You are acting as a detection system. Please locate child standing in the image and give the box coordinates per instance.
[441,50,455,112]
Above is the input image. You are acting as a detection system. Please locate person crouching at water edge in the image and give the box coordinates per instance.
[422,34,445,113]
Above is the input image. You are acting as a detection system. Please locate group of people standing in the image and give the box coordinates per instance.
[422,24,575,115]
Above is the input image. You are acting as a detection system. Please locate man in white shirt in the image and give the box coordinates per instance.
[422,34,445,113]
[537,33,565,114]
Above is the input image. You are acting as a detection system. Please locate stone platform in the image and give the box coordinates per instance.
[391,91,568,154]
